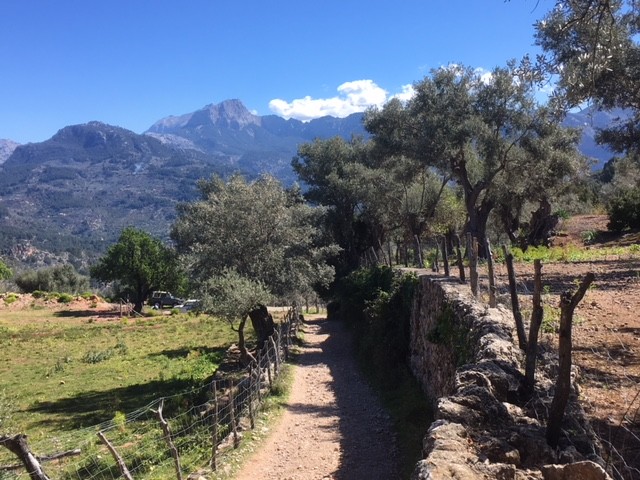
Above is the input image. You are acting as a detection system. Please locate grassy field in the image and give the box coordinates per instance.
[0,299,242,444]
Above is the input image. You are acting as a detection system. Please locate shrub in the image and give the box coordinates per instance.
[14,264,89,294]
[3,293,19,305]
[607,186,640,232]
[57,293,74,303]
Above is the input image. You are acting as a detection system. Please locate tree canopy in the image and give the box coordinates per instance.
[536,0,640,155]
[91,227,182,313]
[365,63,584,252]
[171,174,338,360]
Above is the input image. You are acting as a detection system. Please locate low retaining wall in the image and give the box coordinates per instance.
[408,273,610,480]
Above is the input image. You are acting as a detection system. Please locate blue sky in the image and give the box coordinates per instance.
[0,0,552,144]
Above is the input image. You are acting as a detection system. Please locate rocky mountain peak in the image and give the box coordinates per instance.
[0,139,20,165]
[204,99,261,129]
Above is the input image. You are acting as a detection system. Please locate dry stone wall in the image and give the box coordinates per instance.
[408,273,610,480]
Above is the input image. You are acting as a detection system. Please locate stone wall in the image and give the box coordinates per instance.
[408,273,610,480]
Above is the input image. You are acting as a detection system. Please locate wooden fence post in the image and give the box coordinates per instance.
[156,399,183,480]
[229,380,239,449]
[502,245,527,350]
[485,238,496,307]
[524,260,544,394]
[441,237,450,277]
[467,234,478,297]
[546,272,595,447]
[455,234,466,283]
[0,435,51,480]
[97,431,134,480]
[210,382,219,471]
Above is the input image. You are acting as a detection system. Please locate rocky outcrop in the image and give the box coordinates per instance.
[409,273,610,480]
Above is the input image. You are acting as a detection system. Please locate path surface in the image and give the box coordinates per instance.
[235,317,398,480]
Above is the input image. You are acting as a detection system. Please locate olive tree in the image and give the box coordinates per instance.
[171,174,337,362]
[91,227,182,313]
[536,0,640,155]
[366,64,583,253]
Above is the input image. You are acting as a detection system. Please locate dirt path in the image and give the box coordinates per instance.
[234,317,398,480]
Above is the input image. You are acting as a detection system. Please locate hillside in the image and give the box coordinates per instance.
[0,122,233,268]
[0,100,620,270]
[0,102,367,269]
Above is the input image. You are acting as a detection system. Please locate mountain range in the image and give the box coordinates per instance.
[0,99,617,270]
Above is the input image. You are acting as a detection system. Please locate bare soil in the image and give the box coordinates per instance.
[492,215,640,478]
[234,317,398,480]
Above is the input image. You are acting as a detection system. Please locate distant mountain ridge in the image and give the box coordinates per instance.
[0,139,20,165]
[0,101,367,268]
[0,99,620,268]
[145,99,366,180]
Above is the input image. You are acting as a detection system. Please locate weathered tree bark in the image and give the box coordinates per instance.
[0,435,51,480]
[546,272,595,447]
[156,399,183,480]
[503,245,527,350]
[526,198,559,249]
[248,304,275,350]
[467,234,478,297]
[441,237,450,277]
[455,234,466,283]
[97,431,133,480]
[485,238,497,307]
[524,260,544,395]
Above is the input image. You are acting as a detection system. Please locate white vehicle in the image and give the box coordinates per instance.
[176,299,202,313]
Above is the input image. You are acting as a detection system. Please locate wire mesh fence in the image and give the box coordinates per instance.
[0,307,300,480]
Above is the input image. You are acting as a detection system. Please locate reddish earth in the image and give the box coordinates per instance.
[2,215,639,478]
[490,215,640,479]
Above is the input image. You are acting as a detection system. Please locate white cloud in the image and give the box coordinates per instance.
[269,80,413,121]
[390,84,415,102]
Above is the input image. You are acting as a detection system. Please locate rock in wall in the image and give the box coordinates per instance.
[408,273,610,480]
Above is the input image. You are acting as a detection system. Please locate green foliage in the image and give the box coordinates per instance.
[366,63,583,251]
[14,264,89,294]
[3,293,18,305]
[57,293,74,303]
[82,339,128,364]
[607,186,640,232]
[333,266,418,379]
[200,268,272,324]
[0,259,12,281]
[427,306,472,366]
[331,266,431,477]
[536,1,640,155]
[91,227,183,312]
[172,174,337,304]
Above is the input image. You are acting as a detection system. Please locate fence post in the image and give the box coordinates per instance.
[467,234,479,297]
[229,380,240,449]
[502,245,527,350]
[248,366,256,430]
[455,234,466,283]
[441,237,450,277]
[0,435,52,480]
[97,431,134,480]
[210,382,219,471]
[156,399,183,480]
[485,238,497,307]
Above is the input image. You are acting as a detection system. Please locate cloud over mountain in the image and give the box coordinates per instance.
[269,80,414,121]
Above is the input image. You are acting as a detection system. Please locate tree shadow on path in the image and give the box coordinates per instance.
[291,317,400,480]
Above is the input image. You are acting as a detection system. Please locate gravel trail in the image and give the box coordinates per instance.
[234,317,399,480]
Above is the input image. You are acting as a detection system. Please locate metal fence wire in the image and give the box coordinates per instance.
[0,307,301,480]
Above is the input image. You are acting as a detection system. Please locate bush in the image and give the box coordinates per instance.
[607,186,640,232]
[57,293,74,303]
[15,264,89,294]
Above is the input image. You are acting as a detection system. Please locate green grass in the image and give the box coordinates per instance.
[499,243,640,263]
[0,305,239,443]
